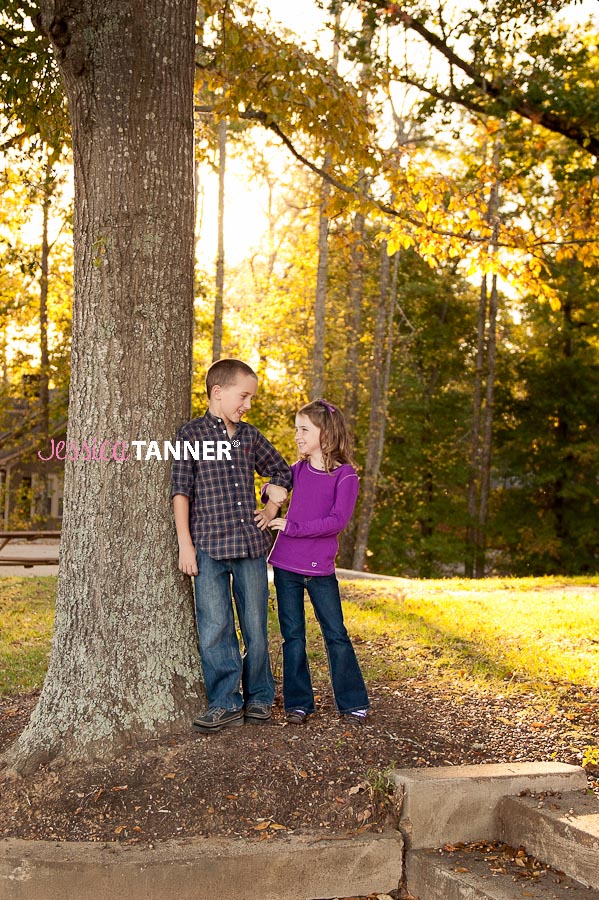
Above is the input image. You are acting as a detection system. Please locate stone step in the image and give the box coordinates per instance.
[407,842,599,900]
[498,790,599,890]
[391,762,588,849]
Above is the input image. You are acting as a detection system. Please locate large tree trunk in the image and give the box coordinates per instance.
[1,0,201,777]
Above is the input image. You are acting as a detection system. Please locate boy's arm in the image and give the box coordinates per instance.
[173,494,198,576]
[261,482,288,506]
[253,430,293,489]
[170,423,197,576]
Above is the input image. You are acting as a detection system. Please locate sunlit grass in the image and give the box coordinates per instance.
[2,574,598,701]
[270,575,599,696]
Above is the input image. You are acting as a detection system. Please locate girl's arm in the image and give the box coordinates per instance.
[281,473,359,539]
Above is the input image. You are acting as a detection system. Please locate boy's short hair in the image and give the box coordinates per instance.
[206,358,257,398]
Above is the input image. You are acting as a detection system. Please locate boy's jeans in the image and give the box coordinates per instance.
[194,548,274,710]
[273,567,369,714]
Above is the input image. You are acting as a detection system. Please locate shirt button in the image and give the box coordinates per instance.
[231,465,235,469]
[235,483,239,487]
[237,501,241,505]
[240,518,244,522]
[311,562,317,567]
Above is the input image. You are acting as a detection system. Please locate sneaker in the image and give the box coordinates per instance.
[244,702,272,725]
[192,707,244,733]
[340,708,369,725]
[285,709,308,725]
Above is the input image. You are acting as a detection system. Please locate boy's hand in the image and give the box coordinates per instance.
[266,484,288,507]
[269,517,287,532]
[254,508,272,531]
[178,544,198,576]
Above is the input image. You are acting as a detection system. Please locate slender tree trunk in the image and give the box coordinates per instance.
[2,0,200,777]
[212,117,226,361]
[311,12,340,399]
[465,275,488,577]
[344,207,366,434]
[337,205,366,568]
[465,131,502,578]
[338,16,373,568]
[475,270,498,577]
[36,155,52,521]
[352,244,397,570]
[312,160,331,399]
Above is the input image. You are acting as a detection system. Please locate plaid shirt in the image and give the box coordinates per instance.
[170,409,292,559]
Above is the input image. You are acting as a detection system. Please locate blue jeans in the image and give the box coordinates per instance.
[273,567,369,714]
[194,548,274,710]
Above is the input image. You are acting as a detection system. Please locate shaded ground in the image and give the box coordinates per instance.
[1,677,597,846]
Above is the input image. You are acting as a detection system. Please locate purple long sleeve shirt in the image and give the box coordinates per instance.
[266,460,359,576]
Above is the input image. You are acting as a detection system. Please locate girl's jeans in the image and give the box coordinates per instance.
[194,548,274,710]
[273,566,369,714]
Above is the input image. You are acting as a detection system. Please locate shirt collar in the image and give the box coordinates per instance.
[203,408,246,430]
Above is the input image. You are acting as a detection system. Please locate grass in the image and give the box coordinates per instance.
[270,575,599,698]
[1,574,598,702]
[0,577,57,696]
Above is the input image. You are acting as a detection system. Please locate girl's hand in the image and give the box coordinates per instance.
[269,517,287,531]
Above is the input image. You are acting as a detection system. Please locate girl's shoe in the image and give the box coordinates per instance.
[286,709,308,725]
[340,708,368,725]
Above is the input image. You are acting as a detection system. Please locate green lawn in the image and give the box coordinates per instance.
[2,574,598,702]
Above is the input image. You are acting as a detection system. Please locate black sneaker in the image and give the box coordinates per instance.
[192,707,244,733]
[244,702,272,725]
[285,708,309,725]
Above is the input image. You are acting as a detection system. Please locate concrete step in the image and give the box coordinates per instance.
[0,830,403,900]
[391,762,588,849]
[498,790,599,890]
[407,842,599,900]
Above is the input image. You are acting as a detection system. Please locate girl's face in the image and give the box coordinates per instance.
[294,413,322,459]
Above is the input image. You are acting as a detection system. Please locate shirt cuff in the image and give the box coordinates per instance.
[170,485,192,499]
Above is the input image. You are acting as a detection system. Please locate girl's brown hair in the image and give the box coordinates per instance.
[296,399,355,473]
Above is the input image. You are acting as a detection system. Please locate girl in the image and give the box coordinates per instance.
[264,398,370,725]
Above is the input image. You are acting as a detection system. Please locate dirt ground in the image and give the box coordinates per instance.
[1,677,597,847]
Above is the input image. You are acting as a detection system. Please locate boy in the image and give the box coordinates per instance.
[171,359,291,733]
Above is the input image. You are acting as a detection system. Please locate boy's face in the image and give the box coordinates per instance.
[211,373,258,426]
[295,413,321,459]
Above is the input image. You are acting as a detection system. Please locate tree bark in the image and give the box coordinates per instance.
[1,0,201,777]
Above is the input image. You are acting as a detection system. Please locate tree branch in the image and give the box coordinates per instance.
[193,104,599,251]
[397,11,599,158]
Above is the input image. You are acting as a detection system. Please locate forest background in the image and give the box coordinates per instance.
[2,0,599,580]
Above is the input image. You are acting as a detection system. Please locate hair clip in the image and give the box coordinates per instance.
[318,398,336,414]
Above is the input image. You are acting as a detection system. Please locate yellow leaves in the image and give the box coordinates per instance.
[253,819,287,832]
